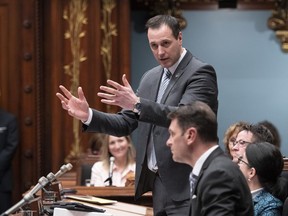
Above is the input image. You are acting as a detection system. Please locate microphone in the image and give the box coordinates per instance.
[104,156,115,186]
[46,163,73,183]
[43,163,73,200]
[0,193,34,216]
[0,176,49,216]
[109,156,115,180]
[0,164,73,216]
[46,172,56,183]
[27,176,50,196]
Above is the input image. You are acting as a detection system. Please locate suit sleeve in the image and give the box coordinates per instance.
[0,115,19,180]
[195,169,245,215]
[83,109,139,136]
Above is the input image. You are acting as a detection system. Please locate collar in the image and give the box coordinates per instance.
[251,188,264,199]
[167,48,187,74]
[192,145,219,176]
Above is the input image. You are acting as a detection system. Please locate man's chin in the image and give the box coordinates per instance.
[172,155,183,164]
[172,154,178,162]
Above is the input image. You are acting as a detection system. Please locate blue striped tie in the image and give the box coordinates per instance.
[147,69,172,172]
[189,172,198,197]
[157,69,172,102]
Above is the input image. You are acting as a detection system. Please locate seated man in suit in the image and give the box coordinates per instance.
[0,108,19,214]
[166,101,253,216]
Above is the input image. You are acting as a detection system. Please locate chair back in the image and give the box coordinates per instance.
[76,154,100,186]
[283,196,288,215]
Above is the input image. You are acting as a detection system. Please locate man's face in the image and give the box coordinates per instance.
[167,119,189,164]
[147,24,183,69]
[231,130,253,162]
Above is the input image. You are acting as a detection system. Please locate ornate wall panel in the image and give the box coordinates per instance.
[131,0,275,10]
[0,0,131,203]
[0,0,22,202]
[43,0,131,173]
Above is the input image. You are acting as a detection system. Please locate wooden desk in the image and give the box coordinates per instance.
[284,158,288,171]
[66,186,152,207]
[59,172,77,187]
[54,201,153,216]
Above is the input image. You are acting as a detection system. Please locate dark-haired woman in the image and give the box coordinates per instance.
[237,142,288,216]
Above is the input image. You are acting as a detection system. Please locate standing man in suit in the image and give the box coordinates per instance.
[56,15,218,215]
[0,109,19,214]
[166,101,254,216]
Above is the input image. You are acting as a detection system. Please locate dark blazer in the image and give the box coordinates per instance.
[190,147,254,216]
[85,50,218,201]
[0,109,19,191]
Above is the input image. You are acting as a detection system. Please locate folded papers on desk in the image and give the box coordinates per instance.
[50,202,105,213]
[53,207,113,216]
[65,195,117,205]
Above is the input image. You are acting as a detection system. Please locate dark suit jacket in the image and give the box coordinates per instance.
[190,147,254,216]
[0,109,19,192]
[85,50,218,201]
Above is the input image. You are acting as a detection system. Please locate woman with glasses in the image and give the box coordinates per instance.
[237,142,288,216]
[222,121,249,159]
[231,123,275,163]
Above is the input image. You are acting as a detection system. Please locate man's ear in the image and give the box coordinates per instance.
[186,127,196,143]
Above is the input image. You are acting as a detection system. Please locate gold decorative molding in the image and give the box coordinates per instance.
[132,0,275,10]
[138,0,187,29]
[101,0,118,81]
[63,0,88,163]
[267,0,288,52]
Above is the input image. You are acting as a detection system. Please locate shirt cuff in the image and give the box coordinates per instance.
[82,108,92,125]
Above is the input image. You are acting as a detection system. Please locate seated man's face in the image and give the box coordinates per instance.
[167,119,190,165]
[231,130,253,163]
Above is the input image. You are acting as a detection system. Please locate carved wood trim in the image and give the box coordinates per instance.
[131,0,275,10]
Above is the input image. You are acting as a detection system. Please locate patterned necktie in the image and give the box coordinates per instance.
[157,69,172,102]
[189,172,198,198]
[147,69,172,172]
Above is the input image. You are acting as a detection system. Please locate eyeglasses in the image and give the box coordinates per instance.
[237,156,251,167]
[232,140,251,148]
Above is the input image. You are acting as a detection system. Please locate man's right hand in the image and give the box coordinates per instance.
[56,85,90,122]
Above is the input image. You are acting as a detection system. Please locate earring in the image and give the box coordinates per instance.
[248,178,251,181]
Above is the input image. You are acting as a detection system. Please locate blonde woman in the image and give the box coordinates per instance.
[90,135,136,187]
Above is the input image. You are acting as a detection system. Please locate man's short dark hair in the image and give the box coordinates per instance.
[168,101,218,143]
[145,15,181,39]
[239,123,274,144]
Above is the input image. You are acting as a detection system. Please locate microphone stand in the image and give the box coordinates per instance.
[104,176,112,186]
[0,163,73,216]
[0,193,34,216]
[104,157,115,186]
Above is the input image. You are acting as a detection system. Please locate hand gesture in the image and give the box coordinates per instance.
[97,74,138,110]
[56,85,90,122]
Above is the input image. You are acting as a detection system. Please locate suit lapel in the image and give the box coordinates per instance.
[141,67,163,101]
[160,51,193,103]
[193,147,223,194]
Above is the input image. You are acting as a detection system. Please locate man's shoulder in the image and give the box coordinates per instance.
[203,150,243,177]
[0,109,16,125]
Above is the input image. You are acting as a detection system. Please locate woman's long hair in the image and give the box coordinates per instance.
[246,142,288,202]
[99,135,136,170]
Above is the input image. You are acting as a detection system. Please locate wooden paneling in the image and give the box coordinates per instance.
[0,0,131,205]
[0,0,21,112]
[44,0,131,174]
